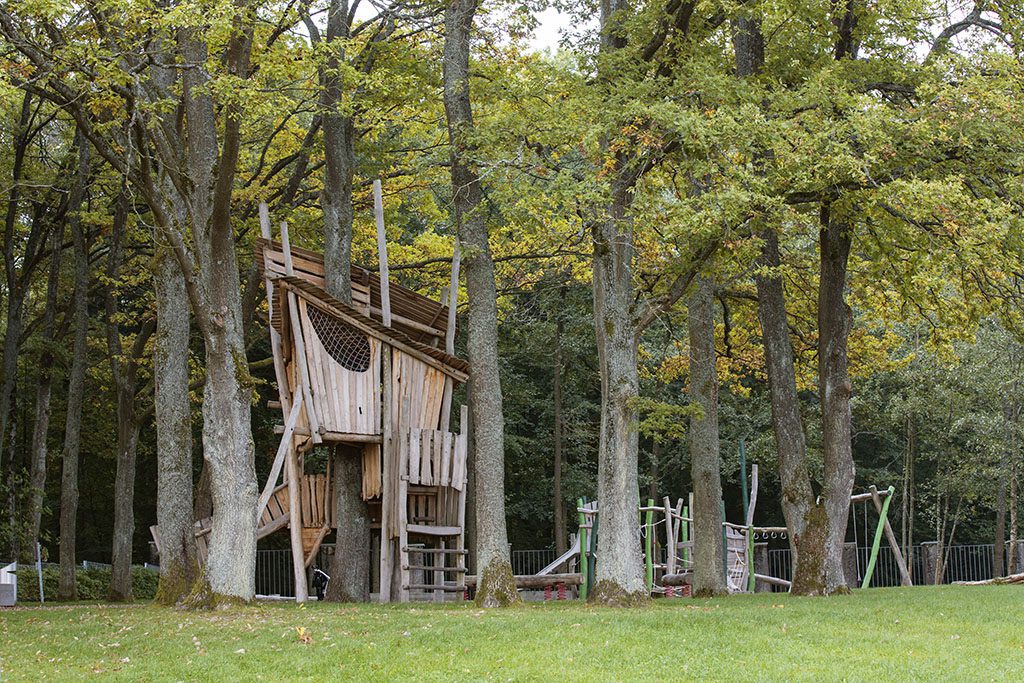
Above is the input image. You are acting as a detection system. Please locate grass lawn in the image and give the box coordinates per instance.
[1,585,1021,681]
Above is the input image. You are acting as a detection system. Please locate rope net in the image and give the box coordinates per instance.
[307,305,372,372]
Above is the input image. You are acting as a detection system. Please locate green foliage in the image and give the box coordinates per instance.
[15,565,159,602]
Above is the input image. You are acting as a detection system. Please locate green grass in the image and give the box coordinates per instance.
[1,586,1021,681]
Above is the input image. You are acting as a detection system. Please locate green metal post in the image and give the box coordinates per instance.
[861,486,896,589]
[589,506,599,590]
[644,499,654,593]
[577,497,588,600]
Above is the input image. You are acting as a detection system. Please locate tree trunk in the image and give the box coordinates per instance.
[589,181,646,604]
[57,131,90,601]
[317,0,371,603]
[0,91,32,487]
[443,0,518,607]
[552,299,566,558]
[754,230,816,582]
[178,24,258,605]
[688,275,726,596]
[154,233,198,605]
[325,445,370,601]
[25,225,63,561]
[106,192,141,602]
[803,204,856,596]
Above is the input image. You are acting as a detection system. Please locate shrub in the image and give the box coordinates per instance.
[15,565,159,602]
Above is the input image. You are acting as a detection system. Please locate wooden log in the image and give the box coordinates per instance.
[280,220,321,442]
[439,241,460,432]
[463,573,583,589]
[403,583,466,592]
[286,442,309,602]
[374,179,392,328]
[754,573,792,588]
[258,204,293,419]
[379,348,394,603]
[869,485,913,587]
[257,394,304,521]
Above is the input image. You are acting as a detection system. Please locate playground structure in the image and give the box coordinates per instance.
[153,187,471,603]
[530,459,912,599]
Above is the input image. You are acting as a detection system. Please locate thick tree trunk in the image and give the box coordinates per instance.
[443,0,518,607]
[326,446,370,601]
[178,25,258,604]
[318,0,371,602]
[552,304,566,558]
[803,205,856,595]
[589,182,646,604]
[688,275,726,596]
[754,231,816,583]
[57,132,90,601]
[154,235,198,605]
[25,226,63,561]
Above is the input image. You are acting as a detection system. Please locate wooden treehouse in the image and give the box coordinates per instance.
[254,205,471,603]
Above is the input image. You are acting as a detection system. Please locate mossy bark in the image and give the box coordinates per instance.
[178,575,252,611]
[155,557,201,606]
[588,579,651,607]
[474,558,521,608]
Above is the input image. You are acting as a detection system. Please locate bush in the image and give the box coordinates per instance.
[15,565,159,602]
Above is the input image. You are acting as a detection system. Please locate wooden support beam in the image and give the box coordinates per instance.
[869,485,913,587]
[256,514,290,540]
[280,220,322,444]
[373,179,392,328]
[259,203,293,419]
[464,573,582,589]
[286,441,309,602]
[304,524,331,569]
[378,346,394,603]
[257,394,304,522]
[439,241,460,432]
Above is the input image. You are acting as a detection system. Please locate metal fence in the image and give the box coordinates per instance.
[252,541,1022,597]
[767,541,1023,589]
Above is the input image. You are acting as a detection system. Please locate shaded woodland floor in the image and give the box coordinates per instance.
[1,586,1021,680]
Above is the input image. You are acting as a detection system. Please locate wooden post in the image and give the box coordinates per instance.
[439,241,460,432]
[644,498,654,592]
[373,179,392,327]
[739,439,749,522]
[258,203,292,418]
[663,496,676,575]
[286,441,309,602]
[861,486,896,589]
[455,404,469,598]
[379,345,394,602]
[577,497,588,600]
[397,391,412,602]
[256,394,304,520]
[868,485,913,587]
[279,220,321,442]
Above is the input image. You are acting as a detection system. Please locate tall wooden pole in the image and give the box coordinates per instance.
[440,241,460,432]
[373,179,392,327]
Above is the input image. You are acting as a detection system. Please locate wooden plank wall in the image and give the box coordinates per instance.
[298,299,381,435]
[404,427,468,528]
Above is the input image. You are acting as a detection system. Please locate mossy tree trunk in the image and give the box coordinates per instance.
[443,0,519,607]
[688,275,726,597]
[154,227,198,606]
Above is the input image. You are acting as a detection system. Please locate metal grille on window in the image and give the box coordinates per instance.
[307,305,372,373]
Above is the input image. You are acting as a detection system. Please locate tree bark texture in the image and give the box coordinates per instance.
[589,180,646,603]
[154,233,198,604]
[687,275,726,596]
[179,25,258,603]
[25,225,63,561]
[553,304,566,558]
[805,205,857,595]
[443,0,519,607]
[326,446,370,601]
[57,131,90,601]
[106,190,145,601]
[754,231,815,581]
